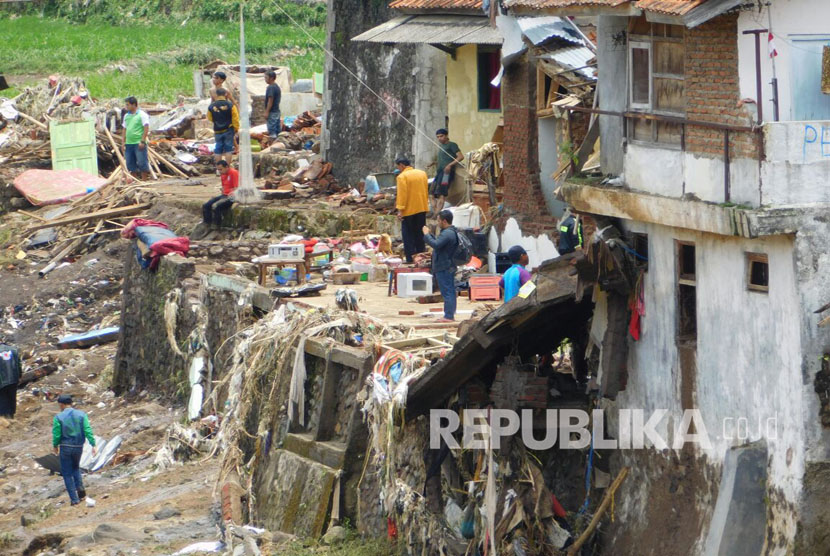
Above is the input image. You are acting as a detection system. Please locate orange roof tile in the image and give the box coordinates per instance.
[506,0,707,14]
[635,0,706,14]
[389,0,483,9]
[504,0,628,8]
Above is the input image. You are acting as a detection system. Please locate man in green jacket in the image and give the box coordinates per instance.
[53,394,97,505]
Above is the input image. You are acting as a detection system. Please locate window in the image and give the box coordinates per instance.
[677,241,696,284]
[676,241,696,339]
[628,18,685,145]
[746,253,769,292]
[477,47,502,111]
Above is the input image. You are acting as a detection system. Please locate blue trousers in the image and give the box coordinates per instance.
[125,143,150,173]
[59,445,84,504]
[267,111,281,137]
[435,270,456,320]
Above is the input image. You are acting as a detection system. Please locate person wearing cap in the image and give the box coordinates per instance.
[207,87,239,166]
[432,129,463,215]
[500,246,532,302]
[0,341,21,418]
[209,71,237,106]
[53,395,97,506]
[394,157,429,263]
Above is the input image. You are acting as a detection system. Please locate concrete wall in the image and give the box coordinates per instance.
[487,217,559,271]
[446,44,502,157]
[596,15,627,176]
[737,0,830,123]
[323,0,446,185]
[624,143,760,206]
[762,121,830,205]
[595,222,806,551]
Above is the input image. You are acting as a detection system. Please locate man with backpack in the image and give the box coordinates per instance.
[423,210,471,323]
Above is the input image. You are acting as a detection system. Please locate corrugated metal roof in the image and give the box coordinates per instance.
[389,0,482,9]
[517,16,582,45]
[538,45,596,78]
[352,15,502,45]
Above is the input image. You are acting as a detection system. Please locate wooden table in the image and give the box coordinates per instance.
[256,257,307,286]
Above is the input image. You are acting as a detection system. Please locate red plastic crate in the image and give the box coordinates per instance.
[469,274,501,286]
[470,284,501,301]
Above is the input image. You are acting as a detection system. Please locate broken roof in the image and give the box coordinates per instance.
[405,254,593,419]
[352,14,502,45]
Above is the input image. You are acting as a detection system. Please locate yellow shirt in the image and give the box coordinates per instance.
[396,166,429,217]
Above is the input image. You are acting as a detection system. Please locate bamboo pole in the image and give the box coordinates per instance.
[149,147,189,179]
[566,467,630,556]
[104,125,129,179]
[16,109,48,130]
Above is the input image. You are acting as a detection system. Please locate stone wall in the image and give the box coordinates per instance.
[0,181,30,215]
[322,0,447,185]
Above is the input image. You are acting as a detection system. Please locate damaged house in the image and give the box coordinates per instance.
[502,0,830,553]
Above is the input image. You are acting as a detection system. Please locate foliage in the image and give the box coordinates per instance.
[278,537,404,556]
[0,16,325,102]
[5,0,327,27]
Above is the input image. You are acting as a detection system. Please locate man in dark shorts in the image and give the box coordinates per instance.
[432,128,464,215]
[207,88,239,165]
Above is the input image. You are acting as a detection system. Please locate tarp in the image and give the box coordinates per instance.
[13,169,107,206]
[57,327,120,349]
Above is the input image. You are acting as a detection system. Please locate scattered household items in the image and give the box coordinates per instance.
[121,218,190,271]
[397,272,433,298]
[13,169,108,206]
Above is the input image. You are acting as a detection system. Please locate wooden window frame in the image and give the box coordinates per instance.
[746,252,770,293]
[629,40,652,111]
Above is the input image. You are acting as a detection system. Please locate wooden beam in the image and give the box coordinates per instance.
[28,203,151,231]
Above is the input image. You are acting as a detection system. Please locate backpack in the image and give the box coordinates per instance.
[451,227,473,266]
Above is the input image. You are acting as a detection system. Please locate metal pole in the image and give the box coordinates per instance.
[743,29,768,124]
[767,4,780,121]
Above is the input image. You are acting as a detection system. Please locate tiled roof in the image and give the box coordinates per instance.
[504,0,629,8]
[389,0,482,9]
[506,0,707,15]
[636,0,706,14]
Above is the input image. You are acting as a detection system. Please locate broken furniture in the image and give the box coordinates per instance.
[255,257,307,286]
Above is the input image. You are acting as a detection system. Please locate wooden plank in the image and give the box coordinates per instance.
[28,203,151,231]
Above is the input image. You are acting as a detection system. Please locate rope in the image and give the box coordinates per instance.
[268,0,471,172]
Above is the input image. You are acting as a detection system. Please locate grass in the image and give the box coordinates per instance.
[0,15,325,102]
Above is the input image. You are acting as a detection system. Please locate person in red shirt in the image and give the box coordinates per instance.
[201,160,239,231]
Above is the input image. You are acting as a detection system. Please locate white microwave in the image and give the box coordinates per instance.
[398,273,433,298]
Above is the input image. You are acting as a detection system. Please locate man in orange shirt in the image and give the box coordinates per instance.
[395,157,429,263]
[202,160,239,231]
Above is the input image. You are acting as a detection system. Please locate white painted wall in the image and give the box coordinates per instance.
[598,222,804,551]
[487,217,559,271]
[624,144,760,206]
[737,0,830,123]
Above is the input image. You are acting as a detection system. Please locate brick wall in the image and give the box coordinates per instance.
[685,14,759,160]
[501,55,559,237]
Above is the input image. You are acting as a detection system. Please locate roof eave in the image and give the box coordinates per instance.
[507,4,641,17]
[392,7,485,15]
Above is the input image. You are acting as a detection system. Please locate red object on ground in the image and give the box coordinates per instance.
[147,237,191,270]
[13,169,107,206]
[387,517,398,540]
[120,218,171,239]
[551,494,567,519]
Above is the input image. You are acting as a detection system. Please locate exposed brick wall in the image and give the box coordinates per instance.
[501,55,558,237]
[685,14,759,160]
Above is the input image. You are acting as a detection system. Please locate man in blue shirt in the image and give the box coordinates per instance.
[53,394,97,505]
[500,245,532,302]
[423,210,458,322]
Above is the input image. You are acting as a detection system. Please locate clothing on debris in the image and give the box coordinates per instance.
[0,344,21,418]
